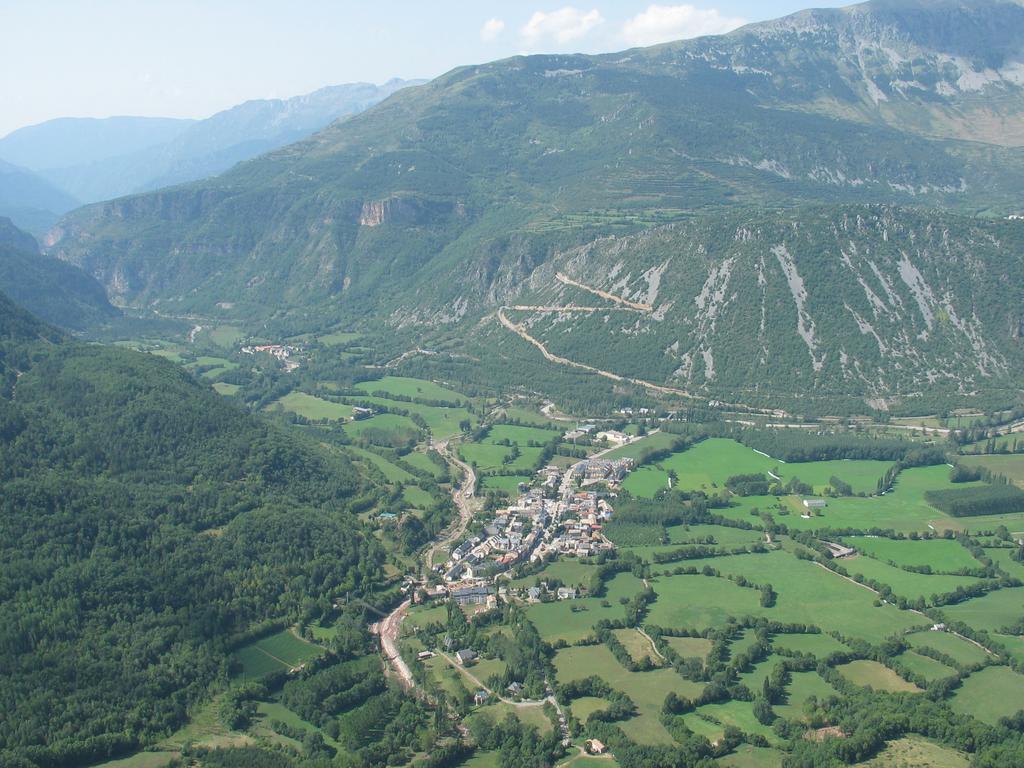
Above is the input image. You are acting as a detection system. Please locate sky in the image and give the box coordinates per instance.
[0,1,848,137]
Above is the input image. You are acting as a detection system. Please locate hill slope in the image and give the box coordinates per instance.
[0,294,384,766]
[0,160,79,234]
[0,217,119,331]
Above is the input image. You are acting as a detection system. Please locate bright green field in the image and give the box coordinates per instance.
[772,633,848,658]
[739,657,779,691]
[231,629,323,680]
[951,666,1024,724]
[480,475,531,493]
[345,446,416,482]
[986,547,1024,577]
[682,700,780,745]
[268,391,353,421]
[511,559,596,590]
[941,587,1024,633]
[774,671,840,720]
[461,443,544,473]
[959,454,1024,488]
[718,746,785,768]
[256,701,341,750]
[715,466,988,534]
[494,405,562,428]
[844,537,982,572]
[355,376,466,403]
[554,643,703,745]
[837,660,920,693]
[604,430,679,461]
[623,438,779,497]
[855,736,968,768]
[526,573,645,643]
[486,424,560,446]
[652,550,923,641]
[403,485,436,508]
[782,459,892,495]
[904,630,992,666]
[346,413,422,440]
[666,523,765,547]
[645,574,764,630]
[207,325,245,347]
[570,696,611,721]
[841,555,986,603]
[400,450,448,479]
[897,650,957,681]
[318,331,361,346]
[343,394,474,439]
[612,628,662,665]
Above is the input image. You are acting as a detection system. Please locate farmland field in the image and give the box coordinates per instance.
[612,628,662,665]
[837,660,920,692]
[959,454,1024,488]
[403,485,436,508]
[645,574,763,630]
[345,413,422,441]
[904,630,992,666]
[480,474,531,493]
[267,391,353,421]
[666,523,765,547]
[843,537,982,572]
[771,633,848,658]
[664,636,712,660]
[897,650,957,681]
[341,394,474,439]
[401,450,448,478]
[553,644,703,744]
[603,430,679,461]
[840,554,985,602]
[941,587,1024,633]
[682,700,780,745]
[212,382,240,396]
[718,746,785,768]
[570,696,611,721]
[527,573,645,643]
[780,459,892,495]
[355,376,466,403]
[510,559,596,590]
[231,629,323,680]
[774,671,840,720]
[345,446,417,482]
[950,666,1024,724]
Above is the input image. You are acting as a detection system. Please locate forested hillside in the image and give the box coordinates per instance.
[0,217,120,331]
[0,294,385,767]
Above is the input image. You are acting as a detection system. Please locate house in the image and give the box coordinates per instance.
[416,651,435,661]
[596,430,629,446]
[585,739,608,755]
[506,682,524,695]
[452,586,494,605]
[456,648,478,665]
[527,586,542,602]
[473,690,490,706]
[803,499,827,509]
[556,586,578,600]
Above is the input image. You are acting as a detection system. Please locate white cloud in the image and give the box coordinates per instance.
[521,7,605,48]
[623,4,746,47]
[480,17,505,42]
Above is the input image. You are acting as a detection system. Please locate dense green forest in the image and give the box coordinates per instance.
[0,293,387,767]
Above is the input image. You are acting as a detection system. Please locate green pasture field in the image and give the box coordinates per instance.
[206,325,245,347]
[255,701,342,750]
[470,657,508,683]
[730,629,760,658]
[212,382,240,396]
[664,636,712,659]
[553,643,703,745]
[403,485,436,508]
[405,603,450,631]
[461,443,544,473]
[603,431,679,461]
[771,633,848,658]
[493,405,562,427]
[268,391,353,421]
[718,745,785,768]
[941,587,1024,634]
[570,696,611,721]
[511,559,596,590]
[904,630,992,666]
[837,660,920,693]
[897,650,957,681]
[739,657,780,691]
[840,555,986,603]
[342,394,474,439]
[994,634,1024,664]
[480,475,531,493]
[781,459,892,495]
[682,700,780,745]
[844,537,982,572]
[318,331,361,346]
[423,656,472,701]
[854,736,969,768]
[620,468,672,497]
[959,454,1024,487]
[344,446,417,482]
[774,671,840,720]
[715,466,988,534]
[951,666,1024,724]
[401,450,448,479]
[612,628,662,665]
[346,413,422,440]
[469,702,552,734]
[962,432,1024,454]
[666,523,765,547]
[526,573,645,643]
[355,376,466,403]
[486,424,560,446]
[93,754,181,768]
[644,574,763,630]
[651,550,923,641]
[986,547,1024,577]
[231,629,323,680]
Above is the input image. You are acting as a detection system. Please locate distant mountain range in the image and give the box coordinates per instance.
[0,79,421,232]
[44,0,1024,410]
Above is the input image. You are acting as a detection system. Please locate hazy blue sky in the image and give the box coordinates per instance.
[0,1,847,136]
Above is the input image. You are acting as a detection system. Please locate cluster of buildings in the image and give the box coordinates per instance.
[240,343,301,371]
[571,457,634,486]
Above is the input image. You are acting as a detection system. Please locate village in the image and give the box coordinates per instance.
[436,455,633,608]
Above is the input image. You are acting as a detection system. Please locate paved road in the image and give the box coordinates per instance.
[376,439,480,689]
